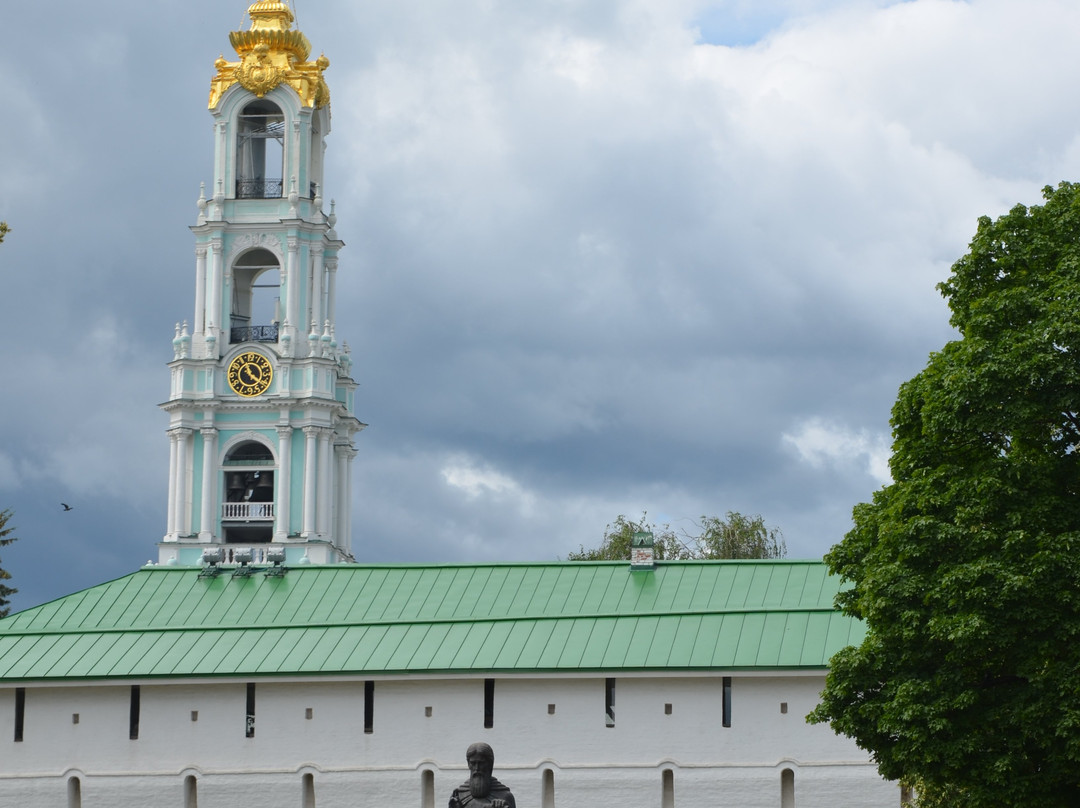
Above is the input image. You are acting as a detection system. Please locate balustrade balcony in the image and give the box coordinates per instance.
[222,502,275,521]
[230,324,279,344]
[236,178,283,199]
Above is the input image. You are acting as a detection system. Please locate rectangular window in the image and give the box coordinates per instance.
[14,687,25,742]
[605,678,616,727]
[364,680,374,734]
[245,683,256,738]
[722,677,732,728]
[484,678,495,729]
[129,685,141,740]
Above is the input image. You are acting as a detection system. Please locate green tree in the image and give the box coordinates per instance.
[809,183,1080,807]
[0,509,17,618]
[566,513,684,560]
[568,511,785,560]
[0,222,9,243]
[694,511,786,559]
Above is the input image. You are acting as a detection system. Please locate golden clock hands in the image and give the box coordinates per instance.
[240,363,263,385]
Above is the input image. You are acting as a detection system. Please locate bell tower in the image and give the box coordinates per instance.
[159,2,364,566]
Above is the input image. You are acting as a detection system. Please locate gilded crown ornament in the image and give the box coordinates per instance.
[209,1,330,109]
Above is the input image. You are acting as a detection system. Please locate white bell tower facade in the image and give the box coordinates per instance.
[160,2,363,566]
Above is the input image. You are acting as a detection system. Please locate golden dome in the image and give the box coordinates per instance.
[246,1,294,24]
[208,2,330,109]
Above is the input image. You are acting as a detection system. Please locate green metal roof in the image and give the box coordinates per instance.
[0,561,862,682]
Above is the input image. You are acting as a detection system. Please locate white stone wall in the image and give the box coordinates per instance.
[0,674,898,808]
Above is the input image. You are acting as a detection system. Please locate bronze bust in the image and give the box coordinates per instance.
[448,742,517,808]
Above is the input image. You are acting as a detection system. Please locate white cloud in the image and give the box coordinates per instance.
[442,456,529,500]
[782,418,891,485]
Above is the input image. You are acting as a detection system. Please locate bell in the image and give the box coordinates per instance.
[250,472,274,502]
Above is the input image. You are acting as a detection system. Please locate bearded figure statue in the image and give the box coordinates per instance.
[448,742,517,808]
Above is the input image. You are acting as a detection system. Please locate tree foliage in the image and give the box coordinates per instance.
[695,512,786,559]
[0,509,17,618]
[567,511,785,560]
[0,222,9,243]
[809,183,1080,807]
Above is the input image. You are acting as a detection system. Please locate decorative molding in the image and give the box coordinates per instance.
[219,430,278,462]
[228,232,284,264]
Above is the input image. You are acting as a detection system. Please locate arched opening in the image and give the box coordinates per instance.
[781,768,795,808]
[222,440,275,544]
[231,248,280,343]
[236,99,284,198]
[421,770,435,808]
[301,772,316,808]
[541,769,555,808]
[67,776,82,808]
[184,775,198,808]
[661,769,674,808]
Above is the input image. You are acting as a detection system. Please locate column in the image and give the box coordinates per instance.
[325,257,337,332]
[214,121,228,212]
[286,236,300,345]
[316,429,332,537]
[290,119,301,196]
[310,245,324,334]
[334,443,355,557]
[302,426,319,537]
[208,239,223,341]
[174,427,192,537]
[165,430,179,539]
[275,424,293,540]
[223,254,233,343]
[194,245,207,335]
[198,426,217,540]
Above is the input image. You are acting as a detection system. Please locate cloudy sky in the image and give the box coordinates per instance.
[2,0,1078,610]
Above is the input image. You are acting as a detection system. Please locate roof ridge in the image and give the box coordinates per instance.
[0,605,844,638]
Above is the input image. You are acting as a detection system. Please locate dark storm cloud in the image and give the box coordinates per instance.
[2,0,1080,608]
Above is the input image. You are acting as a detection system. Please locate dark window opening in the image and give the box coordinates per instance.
[722,677,732,728]
[129,685,141,740]
[245,683,256,738]
[605,678,616,727]
[14,687,24,742]
[364,680,374,734]
[223,441,276,544]
[484,678,495,728]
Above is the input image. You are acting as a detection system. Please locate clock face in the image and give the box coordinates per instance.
[227,351,273,397]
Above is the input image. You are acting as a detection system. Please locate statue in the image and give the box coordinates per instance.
[448,742,517,808]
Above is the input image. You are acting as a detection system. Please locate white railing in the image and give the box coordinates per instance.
[222,502,275,520]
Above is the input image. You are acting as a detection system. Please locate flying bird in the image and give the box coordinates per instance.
[61,503,73,511]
